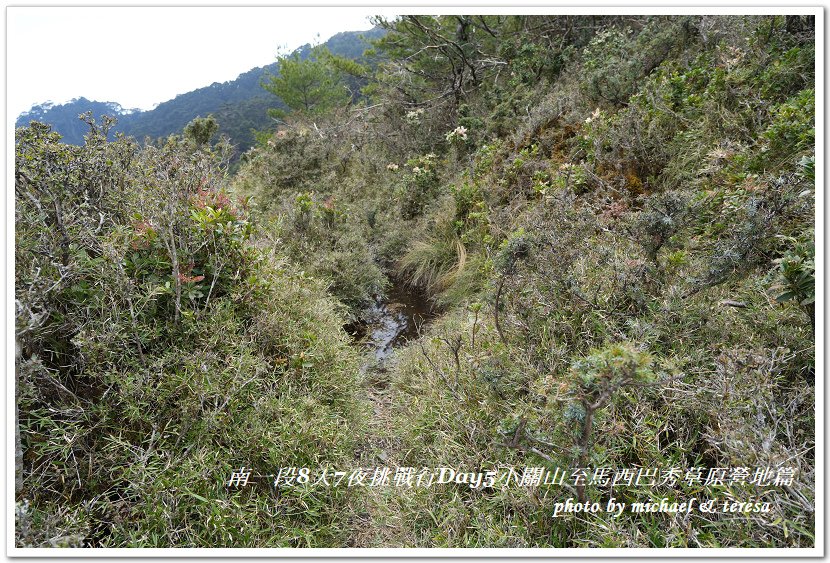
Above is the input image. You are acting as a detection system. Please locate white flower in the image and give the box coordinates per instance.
[446,126,469,142]
[405,108,425,123]
[386,163,399,171]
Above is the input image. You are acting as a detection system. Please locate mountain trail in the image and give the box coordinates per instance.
[349,366,409,547]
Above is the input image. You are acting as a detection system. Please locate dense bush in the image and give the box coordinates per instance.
[15,118,365,547]
[355,14,814,548]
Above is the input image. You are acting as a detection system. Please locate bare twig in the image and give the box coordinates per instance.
[419,343,462,401]
[494,276,507,346]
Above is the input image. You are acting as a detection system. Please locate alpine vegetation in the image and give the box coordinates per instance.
[15,14,816,550]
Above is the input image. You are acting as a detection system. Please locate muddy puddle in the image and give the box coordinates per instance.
[345,282,438,365]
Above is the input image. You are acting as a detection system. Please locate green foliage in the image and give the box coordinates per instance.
[569,342,655,392]
[15,117,364,547]
[770,233,815,327]
[772,248,814,306]
[17,14,817,549]
[399,153,441,219]
[798,154,815,182]
[582,19,688,106]
[234,128,328,213]
[183,115,219,147]
[263,46,350,116]
[631,191,691,263]
[757,46,814,103]
[343,16,814,544]
[755,88,815,169]
[494,228,531,275]
[582,28,641,105]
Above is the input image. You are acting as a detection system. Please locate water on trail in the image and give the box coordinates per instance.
[346,282,437,365]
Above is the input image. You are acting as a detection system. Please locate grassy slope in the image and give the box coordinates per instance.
[15,14,815,549]
[234,15,815,548]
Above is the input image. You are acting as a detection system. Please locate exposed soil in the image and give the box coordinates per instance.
[348,283,437,547]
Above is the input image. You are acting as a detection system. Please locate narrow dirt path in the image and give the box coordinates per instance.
[349,365,408,547]
[345,288,437,547]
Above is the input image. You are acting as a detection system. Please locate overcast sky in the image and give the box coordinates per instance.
[7,7,394,118]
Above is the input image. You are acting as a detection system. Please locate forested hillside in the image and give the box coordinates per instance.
[15,28,383,153]
[15,14,816,550]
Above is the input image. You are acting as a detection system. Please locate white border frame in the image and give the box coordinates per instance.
[5,3,824,558]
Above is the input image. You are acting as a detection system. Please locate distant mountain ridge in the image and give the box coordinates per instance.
[16,28,384,153]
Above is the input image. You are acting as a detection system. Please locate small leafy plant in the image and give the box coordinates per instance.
[771,235,815,327]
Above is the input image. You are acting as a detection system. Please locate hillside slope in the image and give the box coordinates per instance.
[15,28,384,153]
[234,14,816,548]
[15,14,816,550]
